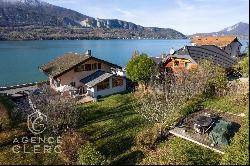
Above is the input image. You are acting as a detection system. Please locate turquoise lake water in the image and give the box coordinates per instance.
[0,39,248,86]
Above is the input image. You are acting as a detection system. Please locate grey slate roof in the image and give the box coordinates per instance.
[151,57,164,64]
[80,70,114,87]
[174,47,190,55]
[186,45,237,68]
[165,47,197,64]
[165,45,236,68]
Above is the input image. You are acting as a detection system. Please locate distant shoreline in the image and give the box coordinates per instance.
[0,26,187,41]
[0,38,190,42]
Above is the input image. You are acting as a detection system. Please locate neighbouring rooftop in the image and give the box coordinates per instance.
[165,45,237,68]
[191,36,242,47]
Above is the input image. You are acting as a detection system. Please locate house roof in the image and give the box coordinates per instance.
[186,45,237,68]
[174,47,190,55]
[191,36,242,47]
[151,57,164,64]
[165,45,237,68]
[40,53,122,78]
[165,47,197,64]
[166,54,197,64]
[80,70,114,87]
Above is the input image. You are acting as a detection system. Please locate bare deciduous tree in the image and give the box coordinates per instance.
[29,85,79,135]
[135,60,226,135]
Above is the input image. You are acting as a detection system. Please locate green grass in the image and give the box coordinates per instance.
[0,92,248,165]
[77,93,148,164]
[220,102,249,165]
[202,95,248,114]
[0,96,14,130]
[0,96,14,112]
[0,93,147,165]
[141,136,221,165]
[0,145,64,165]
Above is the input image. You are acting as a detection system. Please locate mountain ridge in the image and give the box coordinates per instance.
[190,22,249,39]
[0,0,187,40]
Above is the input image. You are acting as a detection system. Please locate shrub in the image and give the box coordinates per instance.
[1,96,28,127]
[135,123,162,151]
[180,95,205,117]
[60,129,88,163]
[195,60,227,97]
[0,96,14,111]
[126,53,156,88]
[77,142,106,165]
[0,104,11,131]
[134,60,226,136]
[226,78,249,96]
[0,96,14,130]
[29,85,79,135]
[234,48,249,77]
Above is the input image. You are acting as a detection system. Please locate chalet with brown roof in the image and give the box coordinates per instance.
[191,36,242,58]
[40,50,126,99]
[163,45,237,73]
[163,47,197,73]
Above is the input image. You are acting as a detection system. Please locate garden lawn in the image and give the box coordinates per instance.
[141,136,222,165]
[202,95,248,114]
[220,98,249,165]
[77,93,148,164]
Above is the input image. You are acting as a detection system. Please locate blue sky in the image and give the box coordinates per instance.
[44,0,249,35]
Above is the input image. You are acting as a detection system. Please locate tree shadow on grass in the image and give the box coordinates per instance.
[111,150,145,165]
[78,102,137,127]
[96,135,134,158]
[78,102,146,140]
[76,94,146,162]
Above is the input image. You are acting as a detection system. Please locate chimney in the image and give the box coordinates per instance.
[169,48,175,55]
[85,50,91,56]
[161,52,166,59]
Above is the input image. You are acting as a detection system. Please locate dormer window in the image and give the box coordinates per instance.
[92,63,97,70]
[75,64,85,72]
[85,64,91,71]
[70,82,76,87]
[98,63,102,69]
[174,60,179,67]
[185,62,189,68]
[56,79,61,87]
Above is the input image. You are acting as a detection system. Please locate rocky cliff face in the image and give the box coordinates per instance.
[0,0,90,27]
[0,0,187,40]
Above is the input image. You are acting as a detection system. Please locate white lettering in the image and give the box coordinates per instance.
[33,145,41,153]
[22,137,29,144]
[12,145,20,153]
[54,145,62,154]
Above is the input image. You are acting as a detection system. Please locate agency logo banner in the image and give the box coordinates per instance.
[27,111,47,135]
[12,111,62,154]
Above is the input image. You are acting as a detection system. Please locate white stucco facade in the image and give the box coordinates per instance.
[48,58,127,98]
[49,59,112,92]
[86,76,126,98]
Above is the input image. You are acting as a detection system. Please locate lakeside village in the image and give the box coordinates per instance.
[0,36,249,165]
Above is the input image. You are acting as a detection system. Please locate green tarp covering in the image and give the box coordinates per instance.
[208,120,233,146]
